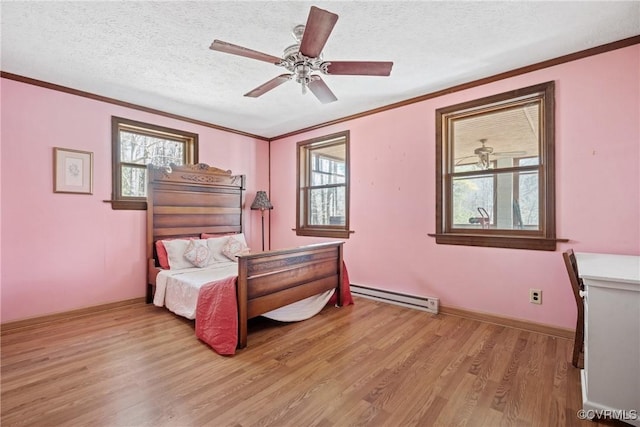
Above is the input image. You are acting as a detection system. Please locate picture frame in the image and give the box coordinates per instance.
[53,147,93,194]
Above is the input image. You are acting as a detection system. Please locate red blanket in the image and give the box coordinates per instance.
[195,275,238,355]
[329,262,354,306]
[195,262,353,355]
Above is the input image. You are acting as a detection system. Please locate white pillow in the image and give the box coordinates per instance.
[231,233,247,247]
[162,239,196,270]
[183,239,211,268]
[206,233,248,263]
[222,235,250,261]
[206,236,234,263]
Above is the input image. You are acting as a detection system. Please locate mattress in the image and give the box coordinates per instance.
[153,262,333,322]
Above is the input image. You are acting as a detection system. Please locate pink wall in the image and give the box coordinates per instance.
[268,45,640,330]
[0,79,269,322]
[2,45,638,328]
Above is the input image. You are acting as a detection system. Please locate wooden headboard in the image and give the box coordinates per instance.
[146,163,245,266]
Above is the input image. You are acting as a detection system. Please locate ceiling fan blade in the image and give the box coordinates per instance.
[244,74,292,98]
[299,6,339,58]
[455,156,479,165]
[308,76,338,104]
[210,40,282,64]
[493,150,528,157]
[326,61,394,76]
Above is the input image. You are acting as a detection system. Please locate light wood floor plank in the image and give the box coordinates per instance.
[1,297,627,426]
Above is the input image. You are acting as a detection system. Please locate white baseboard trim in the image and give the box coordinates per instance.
[349,285,573,339]
[350,284,439,314]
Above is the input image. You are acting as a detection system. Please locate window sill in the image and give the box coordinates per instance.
[103,200,147,210]
[427,233,568,251]
[294,228,353,239]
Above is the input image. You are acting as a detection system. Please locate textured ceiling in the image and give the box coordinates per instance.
[2,1,639,139]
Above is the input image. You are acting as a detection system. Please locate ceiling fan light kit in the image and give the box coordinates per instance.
[209,6,394,104]
[474,138,494,169]
[456,138,528,170]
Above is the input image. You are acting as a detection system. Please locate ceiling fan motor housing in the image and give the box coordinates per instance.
[281,26,330,82]
[474,138,493,155]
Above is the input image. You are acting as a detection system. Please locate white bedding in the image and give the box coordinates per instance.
[262,289,333,322]
[153,262,334,322]
[154,261,238,319]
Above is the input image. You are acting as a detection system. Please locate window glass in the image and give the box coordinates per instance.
[452,174,494,228]
[111,117,198,210]
[297,131,350,238]
[119,131,185,166]
[452,103,540,173]
[434,81,556,250]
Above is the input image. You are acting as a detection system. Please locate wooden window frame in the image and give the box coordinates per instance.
[296,130,351,238]
[432,81,559,250]
[109,117,198,210]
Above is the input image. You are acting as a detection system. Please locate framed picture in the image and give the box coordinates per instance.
[53,147,93,194]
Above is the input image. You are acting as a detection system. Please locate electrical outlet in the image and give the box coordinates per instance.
[529,289,542,304]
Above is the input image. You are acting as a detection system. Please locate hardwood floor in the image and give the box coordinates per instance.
[0,297,626,427]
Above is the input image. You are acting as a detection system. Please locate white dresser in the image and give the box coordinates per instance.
[576,252,640,425]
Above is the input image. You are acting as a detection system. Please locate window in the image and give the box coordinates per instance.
[433,81,558,250]
[296,131,351,238]
[110,117,198,210]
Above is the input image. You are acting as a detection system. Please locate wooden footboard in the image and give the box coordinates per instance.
[236,241,344,349]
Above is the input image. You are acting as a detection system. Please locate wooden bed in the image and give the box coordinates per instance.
[146,163,344,348]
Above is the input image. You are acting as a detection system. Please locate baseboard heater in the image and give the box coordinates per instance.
[350,284,439,314]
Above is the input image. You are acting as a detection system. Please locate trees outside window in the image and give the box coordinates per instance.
[111,117,198,210]
[296,131,351,238]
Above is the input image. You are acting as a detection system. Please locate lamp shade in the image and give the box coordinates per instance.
[250,191,273,211]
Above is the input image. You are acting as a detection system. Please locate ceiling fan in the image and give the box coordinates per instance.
[209,6,394,104]
[456,139,527,169]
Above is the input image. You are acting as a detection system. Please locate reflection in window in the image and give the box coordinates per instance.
[450,100,542,232]
[452,174,494,228]
[452,161,541,231]
[434,81,557,250]
[297,131,350,238]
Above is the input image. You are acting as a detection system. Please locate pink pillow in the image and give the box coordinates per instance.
[155,237,198,269]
